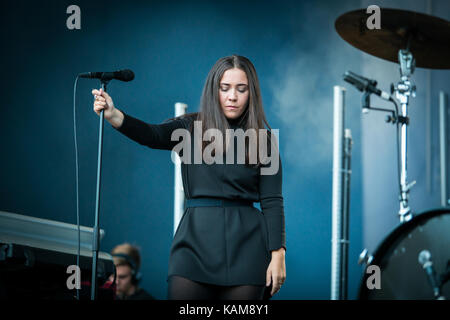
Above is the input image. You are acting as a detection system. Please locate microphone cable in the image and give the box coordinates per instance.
[73,75,81,300]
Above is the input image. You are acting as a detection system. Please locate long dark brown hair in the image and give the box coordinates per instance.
[170,55,273,166]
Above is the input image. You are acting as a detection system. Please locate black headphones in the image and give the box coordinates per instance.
[112,253,142,285]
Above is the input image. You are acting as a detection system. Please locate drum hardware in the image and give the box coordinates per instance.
[343,63,415,223]
[336,8,450,299]
[394,48,415,223]
[336,8,450,223]
[356,209,450,299]
[358,248,373,266]
[343,69,417,223]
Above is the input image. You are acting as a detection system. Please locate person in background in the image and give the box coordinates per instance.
[110,243,155,300]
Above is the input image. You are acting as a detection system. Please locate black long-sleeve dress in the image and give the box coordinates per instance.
[115,110,286,286]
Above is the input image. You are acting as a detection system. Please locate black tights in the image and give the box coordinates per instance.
[168,275,266,300]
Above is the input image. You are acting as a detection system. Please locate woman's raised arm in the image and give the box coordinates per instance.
[92,88,191,151]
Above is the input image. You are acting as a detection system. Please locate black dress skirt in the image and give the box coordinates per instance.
[115,110,286,286]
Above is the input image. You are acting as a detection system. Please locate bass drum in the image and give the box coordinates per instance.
[358,208,450,299]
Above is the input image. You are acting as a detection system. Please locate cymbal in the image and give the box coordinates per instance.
[335,8,450,69]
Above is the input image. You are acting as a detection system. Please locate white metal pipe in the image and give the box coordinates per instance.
[331,86,346,300]
[173,102,187,235]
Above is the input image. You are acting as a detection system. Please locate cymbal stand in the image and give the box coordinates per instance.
[391,48,417,223]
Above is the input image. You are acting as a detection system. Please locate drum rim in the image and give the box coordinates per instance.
[358,207,450,299]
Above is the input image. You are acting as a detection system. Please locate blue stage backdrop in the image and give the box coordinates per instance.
[1,0,449,299]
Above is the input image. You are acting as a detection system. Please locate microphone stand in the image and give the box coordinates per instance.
[90,79,109,300]
[346,71,413,224]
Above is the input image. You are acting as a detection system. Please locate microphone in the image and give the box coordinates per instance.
[79,69,135,82]
[343,71,391,101]
[418,250,443,299]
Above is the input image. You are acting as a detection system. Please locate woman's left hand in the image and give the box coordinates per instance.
[266,247,286,296]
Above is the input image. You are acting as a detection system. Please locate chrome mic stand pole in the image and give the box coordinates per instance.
[90,79,109,300]
[341,129,352,300]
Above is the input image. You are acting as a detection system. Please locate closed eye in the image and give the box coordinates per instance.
[220,84,248,93]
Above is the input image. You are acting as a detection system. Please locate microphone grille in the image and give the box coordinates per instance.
[116,69,135,82]
[418,250,431,265]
